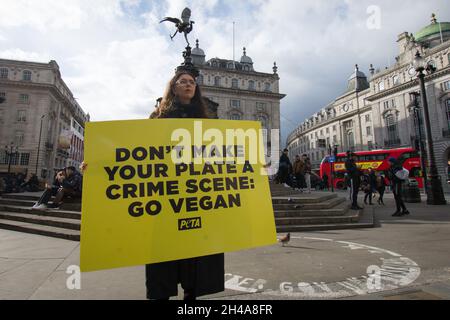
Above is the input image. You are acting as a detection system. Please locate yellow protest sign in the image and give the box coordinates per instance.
[80,119,277,272]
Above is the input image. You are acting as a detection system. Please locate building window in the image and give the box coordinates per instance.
[391,98,397,108]
[0,68,8,79]
[347,131,355,148]
[383,100,390,110]
[17,110,26,122]
[243,65,250,72]
[366,126,372,136]
[385,111,400,145]
[368,141,373,150]
[256,102,266,112]
[443,81,450,91]
[214,76,221,86]
[256,114,269,129]
[196,75,203,85]
[229,113,241,120]
[378,81,385,91]
[326,128,329,134]
[0,92,5,102]
[19,94,29,104]
[333,135,337,143]
[264,82,271,92]
[15,131,25,147]
[248,80,255,90]
[365,114,371,122]
[392,75,399,85]
[333,125,336,131]
[230,99,241,109]
[22,70,32,81]
[20,153,30,166]
[231,78,238,89]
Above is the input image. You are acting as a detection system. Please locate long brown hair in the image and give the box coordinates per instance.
[150,72,208,119]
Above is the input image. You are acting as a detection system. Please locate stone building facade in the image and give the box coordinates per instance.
[286,14,450,192]
[191,41,286,157]
[0,59,89,180]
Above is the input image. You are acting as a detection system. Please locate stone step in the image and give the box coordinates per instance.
[0,212,81,230]
[272,197,346,210]
[0,198,36,207]
[275,211,357,226]
[271,193,337,204]
[0,204,81,220]
[276,207,375,232]
[0,219,80,241]
[1,194,41,201]
[0,198,81,211]
[274,207,348,218]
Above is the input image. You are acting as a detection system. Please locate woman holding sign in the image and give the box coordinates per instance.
[147,68,225,300]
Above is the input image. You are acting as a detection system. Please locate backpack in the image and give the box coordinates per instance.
[395,167,409,181]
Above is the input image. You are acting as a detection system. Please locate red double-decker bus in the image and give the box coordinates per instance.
[320,147,424,189]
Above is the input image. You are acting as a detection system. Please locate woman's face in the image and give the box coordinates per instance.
[173,74,196,103]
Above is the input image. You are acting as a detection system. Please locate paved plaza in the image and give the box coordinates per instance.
[1,192,450,300]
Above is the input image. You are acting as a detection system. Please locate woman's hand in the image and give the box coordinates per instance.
[80,161,88,173]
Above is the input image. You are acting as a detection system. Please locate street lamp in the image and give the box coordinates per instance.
[413,50,446,205]
[408,91,428,193]
[35,114,46,176]
[4,143,19,174]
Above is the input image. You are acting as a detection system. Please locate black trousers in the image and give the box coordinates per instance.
[393,183,407,212]
[37,187,59,205]
[377,188,385,203]
[350,178,360,207]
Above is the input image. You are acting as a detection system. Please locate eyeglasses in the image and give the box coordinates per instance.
[176,79,196,86]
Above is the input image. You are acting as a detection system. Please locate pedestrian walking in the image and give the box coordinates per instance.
[322,173,329,191]
[278,149,293,188]
[292,154,305,191]
[345,151,362,210]
[388,157,410,216]
[375,172,386,205]
[363,168,376,205]
[302,154,312,193]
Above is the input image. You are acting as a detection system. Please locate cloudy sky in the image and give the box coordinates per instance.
[1,0,449,145]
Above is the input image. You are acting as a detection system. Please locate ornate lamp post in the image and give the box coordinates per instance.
[5,143,19,174]
[408,91,428,192]
[413,50,446,205]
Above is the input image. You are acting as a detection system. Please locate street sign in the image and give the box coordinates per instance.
[329,156,336,163]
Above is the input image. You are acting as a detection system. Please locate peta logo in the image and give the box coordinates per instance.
[178,217,202,231]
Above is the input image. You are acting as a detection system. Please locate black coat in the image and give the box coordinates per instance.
[146,101,225,299]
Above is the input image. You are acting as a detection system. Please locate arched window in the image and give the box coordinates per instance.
[214,76,221,86]
[248,80,255,90]
[256,114,269,130]
[22,70,32,81]
[196,75,203,85]
[0,68,9,79]
[385,111,400,145]
[231,78,238,89]
[347,131,355,148]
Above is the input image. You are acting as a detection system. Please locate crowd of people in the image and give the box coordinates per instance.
[0,167,83,211]
[0,172,40,194]
[276,150,411,216]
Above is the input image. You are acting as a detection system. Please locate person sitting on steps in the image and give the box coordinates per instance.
[33,166,82,210]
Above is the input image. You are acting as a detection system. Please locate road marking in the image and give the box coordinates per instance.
[225,237,421,298]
